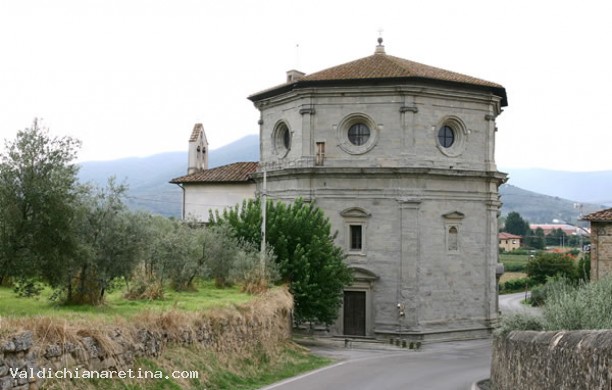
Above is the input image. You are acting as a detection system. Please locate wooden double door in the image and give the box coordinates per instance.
[343,291,366,336]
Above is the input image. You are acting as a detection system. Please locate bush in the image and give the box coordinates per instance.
[543,276,612,330]
[496,312,544,336]
[124,267,165,300]
[228,242,280,294]
[577,254,590,281]
[528,284,547,306]
[526,252,577,285]
[13,278,44,298]
[513,276,612,331]
[500,277,531,294]
[540,276,585,330]
[212,198,353,325]
[502,263,527,272]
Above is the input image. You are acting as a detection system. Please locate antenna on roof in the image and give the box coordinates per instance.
[295,43,301,69]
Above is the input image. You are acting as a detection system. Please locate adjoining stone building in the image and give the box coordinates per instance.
[173,39,508,341]
[582,208,612,281]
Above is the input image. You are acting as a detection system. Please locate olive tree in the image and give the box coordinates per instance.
[0,119,82,285]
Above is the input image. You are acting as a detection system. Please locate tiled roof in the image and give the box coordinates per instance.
[170,162,258,184]
[499,232,522,240]
[302,53,502,88]
[189,123,204,142]
[249,49,507,105]
[583,208,612,222]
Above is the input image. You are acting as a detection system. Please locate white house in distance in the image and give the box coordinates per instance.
[172,39,508,342]
[170,124,257,222]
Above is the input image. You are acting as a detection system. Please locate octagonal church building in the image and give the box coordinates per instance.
[247,39,507,341]
[172,39,508,341]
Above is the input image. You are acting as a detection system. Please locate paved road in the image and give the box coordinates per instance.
[259,294,536,390]
[499,291,541,316]
[261,339,491,390]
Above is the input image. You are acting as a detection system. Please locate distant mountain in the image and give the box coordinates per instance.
[78,134,259,217]
[502,168,612,206]
[499,184,606,225]
[77,136,610,222]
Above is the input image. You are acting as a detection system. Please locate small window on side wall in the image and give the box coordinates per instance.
[448,226,458,251]
[315,142,325,166]
[350,225,363,251]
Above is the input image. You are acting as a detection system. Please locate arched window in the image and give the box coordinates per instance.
[448,226,458,251]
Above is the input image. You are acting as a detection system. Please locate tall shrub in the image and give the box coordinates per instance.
[526,252,577,285]
[211,198,353,325]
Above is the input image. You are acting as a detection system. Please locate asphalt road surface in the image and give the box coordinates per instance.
[260,294,532,390]
[261,339,492,390]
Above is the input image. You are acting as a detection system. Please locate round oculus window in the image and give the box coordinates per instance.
[273,123,291,157]
[438,125,455,148]
[281,126,291,149]
[348,123,371,146]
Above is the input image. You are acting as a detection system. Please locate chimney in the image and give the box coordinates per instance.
[286,69,305,83]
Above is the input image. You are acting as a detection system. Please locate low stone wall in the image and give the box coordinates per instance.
[491,330,612,390]
[0,287,293,390]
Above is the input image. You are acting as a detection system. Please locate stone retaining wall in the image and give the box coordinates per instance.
[491,330,612,390]
[0,288,293,390]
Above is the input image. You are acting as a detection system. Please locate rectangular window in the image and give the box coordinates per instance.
[350,224,363,251]
[315,142,325,166]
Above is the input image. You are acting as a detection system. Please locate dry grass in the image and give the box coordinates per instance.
[500,272,528,284]
[0,286,292,356]
[0,287,327,390]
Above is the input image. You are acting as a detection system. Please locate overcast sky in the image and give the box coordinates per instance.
[1,0,610,171]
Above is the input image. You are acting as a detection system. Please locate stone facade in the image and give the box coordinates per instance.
[582,208,612,281]
[248,40,507,341]
[492,330,612,390]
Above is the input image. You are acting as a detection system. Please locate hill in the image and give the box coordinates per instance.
[77,136,609,222]
[502,168,612,206]
[78,134,259,217]
[499,184,606,225]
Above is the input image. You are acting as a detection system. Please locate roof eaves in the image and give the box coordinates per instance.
[249,77,507,106]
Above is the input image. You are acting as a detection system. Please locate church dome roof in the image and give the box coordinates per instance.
[249,42,507,106]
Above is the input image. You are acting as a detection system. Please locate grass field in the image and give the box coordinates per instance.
[499,253,531,272]
[0,280,253,319]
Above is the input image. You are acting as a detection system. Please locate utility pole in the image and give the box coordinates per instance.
[260,168,267,273]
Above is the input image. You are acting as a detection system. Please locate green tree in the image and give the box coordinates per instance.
[533,227,546,250]
[0,119,82,285]
[67,180,144,304]
[526,252,577,285]
[212,198,353,325]
[546,228,568,247]
[503,211,530,237]
[524,227,545,250]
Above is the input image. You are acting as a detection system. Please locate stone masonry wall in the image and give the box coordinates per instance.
[591,221,612,281]
[0,287,292,390]
[491,330,612,390]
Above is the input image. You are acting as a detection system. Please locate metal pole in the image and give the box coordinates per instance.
[260,168,267,273]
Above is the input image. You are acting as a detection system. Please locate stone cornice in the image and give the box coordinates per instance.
[251,166,508,181]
